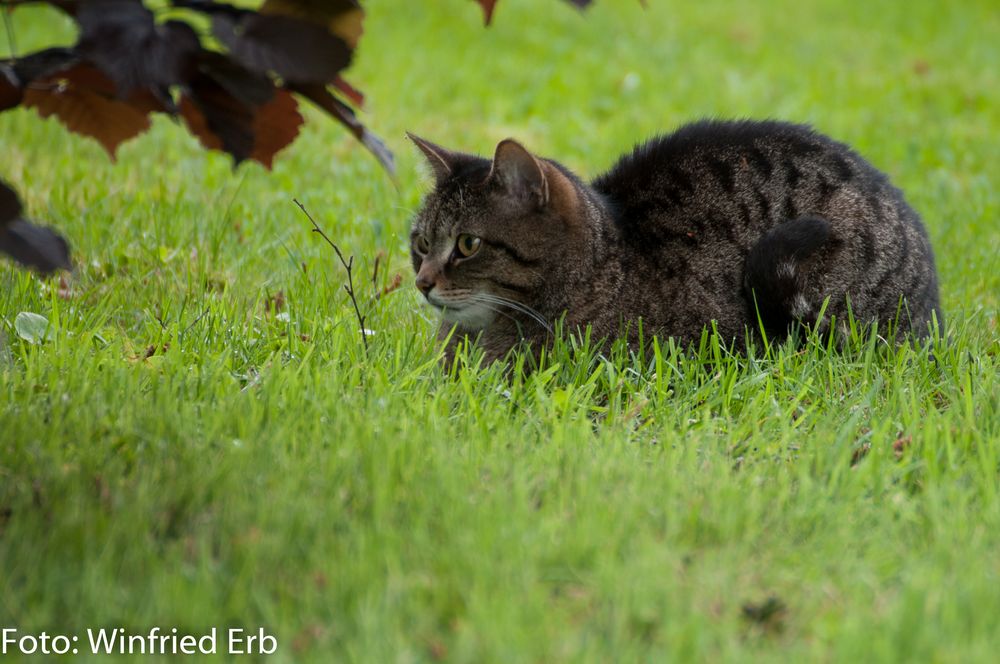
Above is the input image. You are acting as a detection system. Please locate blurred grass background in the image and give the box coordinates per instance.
[1,0,998,661]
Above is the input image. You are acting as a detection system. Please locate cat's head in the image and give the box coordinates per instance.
[407,134,591,331]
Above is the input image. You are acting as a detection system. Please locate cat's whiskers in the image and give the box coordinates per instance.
[471,293,553,334]
[461,299,521,326]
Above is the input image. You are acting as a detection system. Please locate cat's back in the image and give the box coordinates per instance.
[591,119,884,228]
[585,118,940,341]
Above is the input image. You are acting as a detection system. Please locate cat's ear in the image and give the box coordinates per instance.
[490,139,548,207]
[407,132,457,184]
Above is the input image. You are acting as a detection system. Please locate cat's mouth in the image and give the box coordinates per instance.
[427,291,497,330]
[426,289,553,334]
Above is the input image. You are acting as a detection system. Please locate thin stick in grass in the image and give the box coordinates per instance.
[293,198,369,354]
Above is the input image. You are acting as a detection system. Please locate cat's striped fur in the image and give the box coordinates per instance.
[409,120,941,363]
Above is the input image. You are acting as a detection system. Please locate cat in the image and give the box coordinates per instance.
[407,120,942,364]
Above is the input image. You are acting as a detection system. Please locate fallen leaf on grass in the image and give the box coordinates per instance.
[377,272,403,300]
[852,433,913,465]
[126,342,169,363]
[14,312,55,344]
[57,275,74,300]
[265,289,286,313]
[850,442,872,466]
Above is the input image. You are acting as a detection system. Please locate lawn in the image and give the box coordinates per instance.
[1,0,999,661]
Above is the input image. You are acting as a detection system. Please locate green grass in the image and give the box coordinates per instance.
[2,0,999,661]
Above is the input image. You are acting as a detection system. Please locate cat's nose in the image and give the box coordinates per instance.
[415,274,434,295]
[415,268,437,296]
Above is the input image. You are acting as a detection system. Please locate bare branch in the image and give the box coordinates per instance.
[294,198,369,353]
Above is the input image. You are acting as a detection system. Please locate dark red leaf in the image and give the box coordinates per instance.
[259,0,364,49]
[260,0,361,15]
[75,0,157,91]
[332,75,363,107]
[178,52,277,164]
[178,95,223,153]
[22,63,158,158]
[475,0,498,25]
[181,85,303,170]
[8,47,79,84]
[76,3,201,108]
[176,0,354,84]
[0,219,72,273]
[0,179,21,223]
[292,83,394,174]
[212,12,352,84]
[476,0,594,25]
[250,88,304,169]
[0,180,71,274]
[0,64,21,112]
[195,52,275,107]
[179,85,255,165]
[14,0,82,15]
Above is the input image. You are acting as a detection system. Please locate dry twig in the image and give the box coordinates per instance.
[294,198,369,353]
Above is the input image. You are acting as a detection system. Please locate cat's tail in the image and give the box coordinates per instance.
[743,215,833,338]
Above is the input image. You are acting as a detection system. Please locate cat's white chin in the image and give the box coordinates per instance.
[438,302,497,331]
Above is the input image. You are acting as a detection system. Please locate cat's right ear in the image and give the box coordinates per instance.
[407,132,456,184]
[489,139,548,207]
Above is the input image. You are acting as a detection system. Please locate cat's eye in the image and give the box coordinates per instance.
[414,235,430,255]
[456,234,481,258]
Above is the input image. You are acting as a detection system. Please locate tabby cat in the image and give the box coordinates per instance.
[408,120,941,363]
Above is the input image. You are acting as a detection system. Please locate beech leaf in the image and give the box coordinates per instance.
[179,53,277,165]
[23,63,157,158]
[250,89,304,169]
[0,179,21,221]
[259,0,364,49]
[332,75,364,107]
[1,220,73,273]
[0,180,72,274]
[1,65,21,112]
[212,13,352,84]
[292,83,395,174]
[3,0,395,193]
[475,0,594,24]
[76,4,201,107]
[7,47,79,84]
[475,0,499,25]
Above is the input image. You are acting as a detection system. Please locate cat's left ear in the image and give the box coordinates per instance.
[407,132,457,184]
[490,139,548,207]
